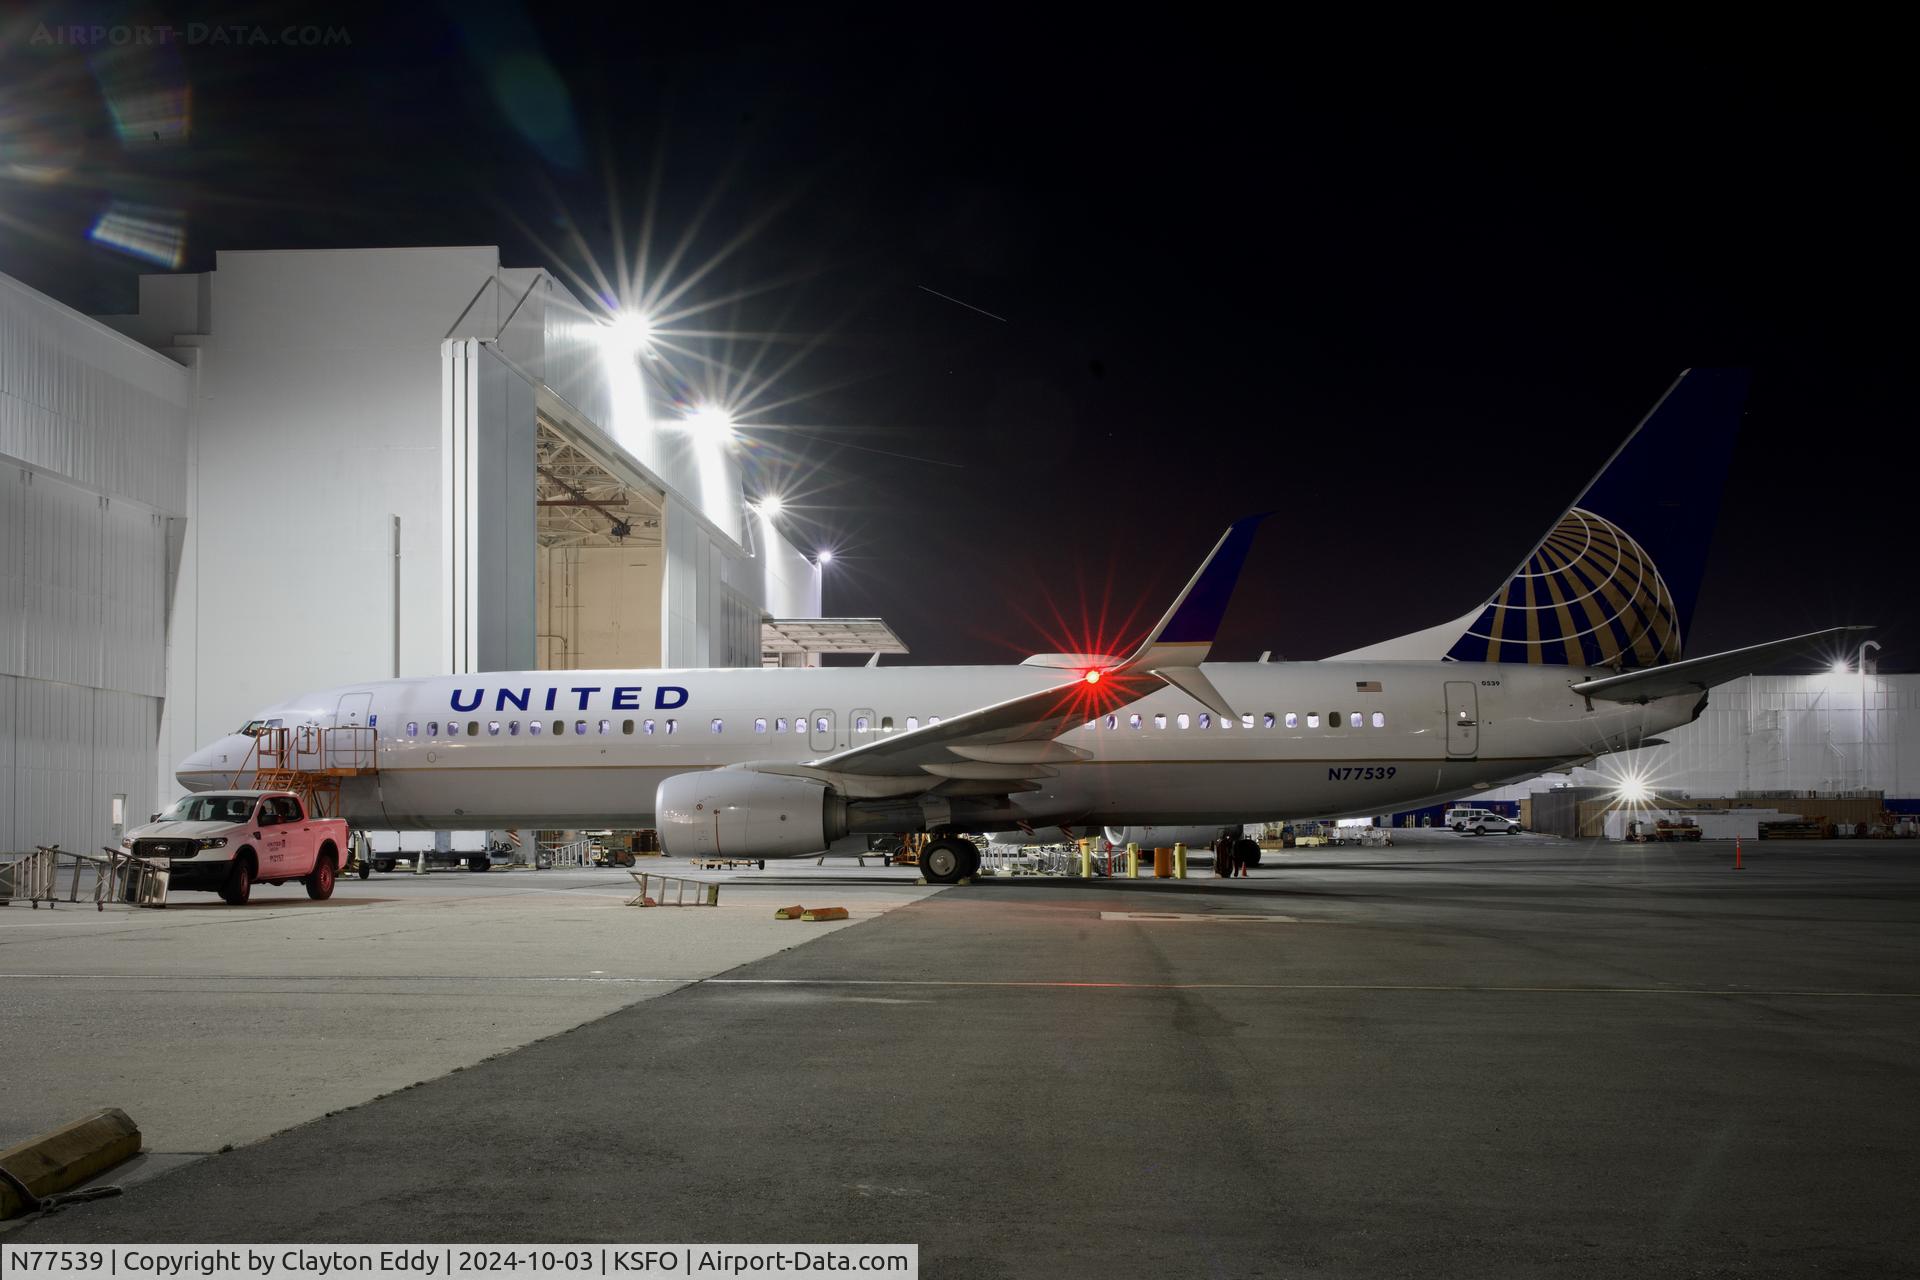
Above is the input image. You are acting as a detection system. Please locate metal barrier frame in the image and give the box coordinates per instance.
[0,846,168,910]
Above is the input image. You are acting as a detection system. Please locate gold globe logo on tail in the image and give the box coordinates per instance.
[1461,508,1680,667]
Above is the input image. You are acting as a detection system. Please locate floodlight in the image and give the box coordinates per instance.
[603,311,653,351]
[684,405,736,443]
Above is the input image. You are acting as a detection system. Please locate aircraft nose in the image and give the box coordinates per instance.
[175,734,254,791]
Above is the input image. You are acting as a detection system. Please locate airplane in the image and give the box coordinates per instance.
[178,368,1866,885]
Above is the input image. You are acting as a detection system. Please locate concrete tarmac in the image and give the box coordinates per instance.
[11,839,1920,1277]
[0,860,938,1153]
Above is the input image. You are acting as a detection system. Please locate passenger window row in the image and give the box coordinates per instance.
[1086,711,1389,731]
[408,718,676,738]
[402,712,951,741]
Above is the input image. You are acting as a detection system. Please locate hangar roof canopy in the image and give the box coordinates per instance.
[761,618,909,665]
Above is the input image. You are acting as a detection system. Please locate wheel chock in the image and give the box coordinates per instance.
[800,907,849,922]
[774,905,807,919]
[0,1107,140,1219]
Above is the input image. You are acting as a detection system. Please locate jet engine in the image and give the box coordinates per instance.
[655,770,849,858]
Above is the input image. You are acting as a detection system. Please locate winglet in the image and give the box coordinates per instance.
[1126,514,1270,669]
[1110,514,1271,718]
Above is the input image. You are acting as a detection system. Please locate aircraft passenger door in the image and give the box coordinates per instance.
[1444,682,1479,757]
[808,708,836,755]
[849,708,877,751]
[333,692,373,770]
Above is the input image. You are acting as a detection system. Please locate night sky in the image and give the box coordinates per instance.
[2,7,1909,670]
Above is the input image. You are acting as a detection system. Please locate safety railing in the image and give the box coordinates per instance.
[978,842,1093,877]
[256,725,378,774]
[0,846,168,909]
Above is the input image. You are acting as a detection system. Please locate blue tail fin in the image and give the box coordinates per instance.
[1442,368,1751,669]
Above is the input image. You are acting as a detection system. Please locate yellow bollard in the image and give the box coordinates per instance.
[1126,842,1140,878]
[1173,841,1188,879]
[1078,838,1093,879]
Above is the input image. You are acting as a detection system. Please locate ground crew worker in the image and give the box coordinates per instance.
[1213,832,1235,877]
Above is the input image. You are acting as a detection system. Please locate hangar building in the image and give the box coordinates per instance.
[2,248,856,853]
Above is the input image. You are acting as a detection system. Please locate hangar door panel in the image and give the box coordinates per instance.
[1445,681,1479,757]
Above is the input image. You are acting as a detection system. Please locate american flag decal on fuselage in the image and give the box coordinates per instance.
[1444,507,1680,668]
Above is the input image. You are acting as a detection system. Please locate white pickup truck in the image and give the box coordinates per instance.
[122,790,349,904]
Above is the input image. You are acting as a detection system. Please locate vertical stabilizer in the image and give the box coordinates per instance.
[1333,368,1751,667]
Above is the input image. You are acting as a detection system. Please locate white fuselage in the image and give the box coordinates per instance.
[177,660,1696,831]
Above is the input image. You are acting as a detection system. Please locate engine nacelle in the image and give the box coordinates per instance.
[655,770,849,858]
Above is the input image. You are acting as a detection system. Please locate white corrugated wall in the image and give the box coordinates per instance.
[1,273,190,514]
[1,271,188,852]
[1561,673,1919,800]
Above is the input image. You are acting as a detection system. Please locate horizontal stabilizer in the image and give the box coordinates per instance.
[1571,626,1872,703]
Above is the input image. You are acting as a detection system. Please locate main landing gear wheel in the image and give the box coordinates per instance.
[920,838,974,885]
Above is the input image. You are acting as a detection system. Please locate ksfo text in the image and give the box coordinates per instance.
[615,1253,908,1274]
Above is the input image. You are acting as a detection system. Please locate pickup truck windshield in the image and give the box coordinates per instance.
[160,795,257,823]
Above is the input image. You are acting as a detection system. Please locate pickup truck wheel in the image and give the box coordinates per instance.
[219,854,254,906]
[305,851,337,900]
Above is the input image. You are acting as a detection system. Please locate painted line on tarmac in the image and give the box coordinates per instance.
[0,973,697,983]
[698,978,1920,999]
[5,973,1916,999]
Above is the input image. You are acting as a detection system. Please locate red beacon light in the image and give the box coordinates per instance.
[1083,668,1104,685]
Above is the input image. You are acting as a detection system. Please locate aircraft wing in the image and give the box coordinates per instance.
[1570,626,1872,704]
[763,515,1269,791]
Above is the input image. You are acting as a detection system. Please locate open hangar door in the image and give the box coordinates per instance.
[534,413,666,671]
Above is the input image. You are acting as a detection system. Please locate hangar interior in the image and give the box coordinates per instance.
[534,417,665,670]
[1,247,838,853]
